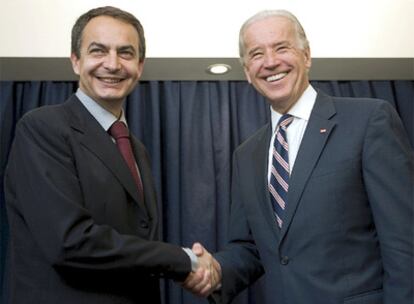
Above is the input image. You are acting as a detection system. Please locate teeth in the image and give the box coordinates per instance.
[266,73,287,82]
[99,77,122,83]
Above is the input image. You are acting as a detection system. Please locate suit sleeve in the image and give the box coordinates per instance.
[362,101,414,303]
[212,152,265,303]
[5,112,191,281]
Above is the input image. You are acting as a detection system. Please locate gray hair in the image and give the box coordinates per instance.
[239,10,309,64]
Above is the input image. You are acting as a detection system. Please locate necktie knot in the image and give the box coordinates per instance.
[109,121,129,140]
[277,114,293,131]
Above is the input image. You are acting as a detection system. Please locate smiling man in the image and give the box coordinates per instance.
[185,9,413,304]
[70,13,144,117]
[242,14,311,115]
[4,6,211,304]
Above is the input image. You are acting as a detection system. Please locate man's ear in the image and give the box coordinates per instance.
[70,53,80,75]
[136,60,145,79]
[303,47,312,70]
[243,65,252,84]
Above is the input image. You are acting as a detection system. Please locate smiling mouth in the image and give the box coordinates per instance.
[266,72,288,82]
[97,77,125,84]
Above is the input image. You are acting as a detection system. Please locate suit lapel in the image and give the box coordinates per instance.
[253,124,282,241]
[130,138,158,226]
[279,92,337,242]
[65,96,147,213]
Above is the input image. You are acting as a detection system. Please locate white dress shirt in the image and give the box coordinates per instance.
[267,85,317,182]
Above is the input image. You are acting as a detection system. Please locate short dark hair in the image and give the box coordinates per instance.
[71,6,146,62]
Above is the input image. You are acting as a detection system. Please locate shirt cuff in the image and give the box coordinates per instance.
[182,247,199,272]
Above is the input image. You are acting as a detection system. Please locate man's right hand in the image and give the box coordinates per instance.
[181,242,222,297]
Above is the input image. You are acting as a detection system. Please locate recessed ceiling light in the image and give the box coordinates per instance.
[206,63,232,75]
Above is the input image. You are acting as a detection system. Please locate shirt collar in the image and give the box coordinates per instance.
[271,84,317,133]
[75,88,127,131]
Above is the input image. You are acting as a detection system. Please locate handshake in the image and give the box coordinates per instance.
[181,243,222,297]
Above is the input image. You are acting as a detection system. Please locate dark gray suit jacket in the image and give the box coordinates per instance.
[214,91,413,304]
[4,95,191,303]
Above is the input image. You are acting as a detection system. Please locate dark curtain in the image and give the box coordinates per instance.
[1,80,413,303]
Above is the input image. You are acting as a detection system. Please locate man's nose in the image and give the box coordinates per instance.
[263,51,281,68]
[103,52,121,71]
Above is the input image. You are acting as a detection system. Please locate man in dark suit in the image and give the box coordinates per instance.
[4,6,211,304]
[184,9,413,303]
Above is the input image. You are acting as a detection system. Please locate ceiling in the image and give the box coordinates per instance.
[1,57,413,81]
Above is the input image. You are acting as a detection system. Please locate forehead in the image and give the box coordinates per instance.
[81,15,139,48]
[243,16,295,47]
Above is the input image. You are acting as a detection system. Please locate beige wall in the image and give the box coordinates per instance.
[1,0,413,58]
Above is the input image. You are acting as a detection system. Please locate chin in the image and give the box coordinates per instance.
[100,89,127,98]
[265,90,289,101]
[95,94,123,103]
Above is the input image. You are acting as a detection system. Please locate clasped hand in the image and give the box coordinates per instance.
[182,242,222,297]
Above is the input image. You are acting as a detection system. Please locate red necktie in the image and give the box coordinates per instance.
[109,121,144,202]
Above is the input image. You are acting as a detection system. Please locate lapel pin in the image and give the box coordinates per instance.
[320,128,327,133]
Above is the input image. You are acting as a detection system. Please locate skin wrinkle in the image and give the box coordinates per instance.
[70,16,144,118]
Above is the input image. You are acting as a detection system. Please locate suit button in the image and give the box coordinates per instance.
[280,256,289,265]
[140,220,149,229]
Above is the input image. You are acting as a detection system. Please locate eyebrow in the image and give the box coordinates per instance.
[87,42,137,54]
[247,41,290,56]
[118,45,137,54]
[274,41,291,48]
[247,47,263,57]
[87,42,107,51]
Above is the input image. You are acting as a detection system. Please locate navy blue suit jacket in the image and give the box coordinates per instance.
[214,91,413,304]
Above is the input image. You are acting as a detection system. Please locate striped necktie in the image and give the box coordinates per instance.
[269,114,293,228]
